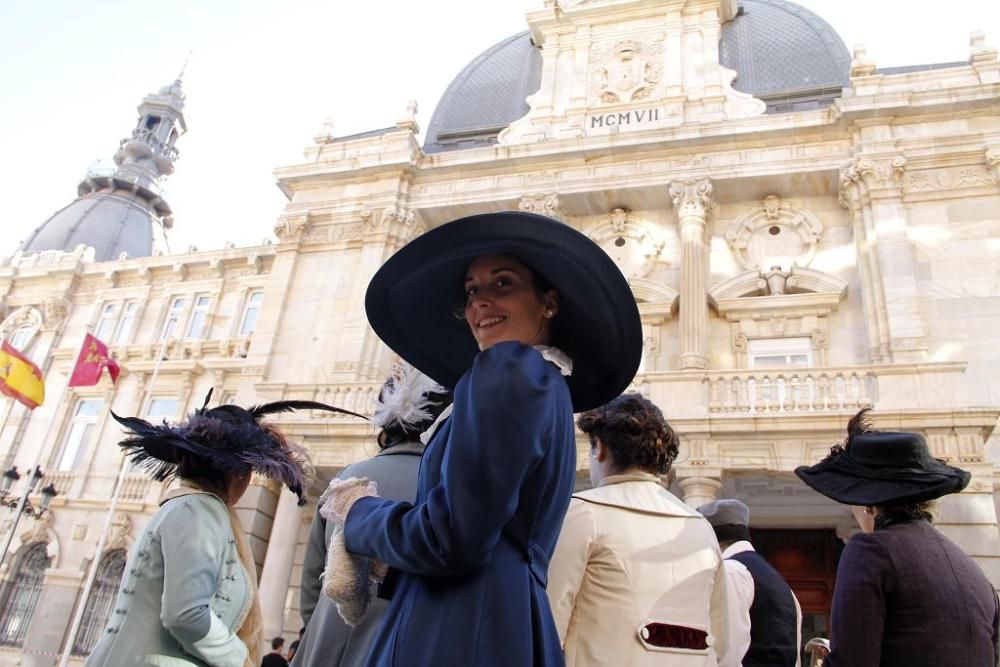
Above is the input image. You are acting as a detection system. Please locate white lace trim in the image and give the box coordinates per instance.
[534,345,573,377]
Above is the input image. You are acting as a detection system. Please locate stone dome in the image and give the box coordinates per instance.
[720,0,850,101]
[424,32,542,154]
[423,0,850,153]
[19,189,158,262]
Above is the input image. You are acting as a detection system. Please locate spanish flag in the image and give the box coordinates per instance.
[0,341,44,409]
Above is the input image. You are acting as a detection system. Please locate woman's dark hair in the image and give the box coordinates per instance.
[877,500,936,525]
[577,393,679,475]
[175,452,230,497]
[175,450,253,500]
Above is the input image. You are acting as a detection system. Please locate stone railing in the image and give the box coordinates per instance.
[44,470,76,496]
[704,367,875,414]
[119,473,153,503]
[310,383,381,417]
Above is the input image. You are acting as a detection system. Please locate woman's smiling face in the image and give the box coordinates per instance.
[463,254,558,351]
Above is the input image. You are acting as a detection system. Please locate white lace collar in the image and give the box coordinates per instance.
[533,345,573,377]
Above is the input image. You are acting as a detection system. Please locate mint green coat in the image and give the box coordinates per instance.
[85,492,251,666]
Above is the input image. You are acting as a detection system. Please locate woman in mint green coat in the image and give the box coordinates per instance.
[86,394,355,667]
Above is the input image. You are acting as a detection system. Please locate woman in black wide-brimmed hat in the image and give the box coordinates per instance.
[320,211,642,667]
[795,409,999,667]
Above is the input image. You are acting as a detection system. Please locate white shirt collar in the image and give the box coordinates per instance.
[721,540,755,559]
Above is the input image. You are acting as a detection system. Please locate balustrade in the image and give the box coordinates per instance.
[705,367,874,414]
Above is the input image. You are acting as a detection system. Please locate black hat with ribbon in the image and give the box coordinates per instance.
[795,409,971,506]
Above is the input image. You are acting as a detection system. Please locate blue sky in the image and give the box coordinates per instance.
[1,0,997,254]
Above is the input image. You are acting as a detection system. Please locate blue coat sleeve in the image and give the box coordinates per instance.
[344,341,561,576]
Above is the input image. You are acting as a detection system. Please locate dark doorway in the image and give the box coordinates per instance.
[750,528,844,655]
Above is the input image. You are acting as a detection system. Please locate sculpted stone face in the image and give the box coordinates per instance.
[462,254,557,351]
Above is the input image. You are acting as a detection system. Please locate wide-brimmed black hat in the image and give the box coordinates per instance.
[112,390,366,505]
[364,212,642,412]
[795,418,971,506]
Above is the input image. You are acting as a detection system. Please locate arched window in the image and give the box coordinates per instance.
[0,543,51,647]
[71,549,127,656]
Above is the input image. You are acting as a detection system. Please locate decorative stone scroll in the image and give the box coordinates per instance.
[590,39,663,104]
[518,193,566,222]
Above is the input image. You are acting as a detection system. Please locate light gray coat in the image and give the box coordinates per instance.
[291,441,423,667]
[86,493,251,667]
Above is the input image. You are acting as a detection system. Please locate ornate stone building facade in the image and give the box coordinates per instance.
[1,0,999,662]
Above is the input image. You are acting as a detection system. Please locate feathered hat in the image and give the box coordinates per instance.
[111,389,366,505]
[372,362,450,445]
[795,409,971,506]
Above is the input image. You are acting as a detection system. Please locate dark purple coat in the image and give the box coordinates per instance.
[826,519,999,667]
[344,342,576,667]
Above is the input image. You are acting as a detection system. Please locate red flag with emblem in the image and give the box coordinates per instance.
[69,333,120,387]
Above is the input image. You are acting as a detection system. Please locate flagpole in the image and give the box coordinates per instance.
[57,337,169,666]
[0,411,60,573]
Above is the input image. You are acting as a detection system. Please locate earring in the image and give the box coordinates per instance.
[544,310,554,318]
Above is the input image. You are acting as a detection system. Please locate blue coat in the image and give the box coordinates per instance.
[344,342,577,667]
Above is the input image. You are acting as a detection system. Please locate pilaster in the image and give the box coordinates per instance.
[670,179,713,370]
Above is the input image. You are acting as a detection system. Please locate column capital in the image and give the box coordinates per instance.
[669,178,713,224]
[677,475,722,509]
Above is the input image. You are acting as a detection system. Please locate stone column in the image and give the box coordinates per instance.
[258,488,303,640]
[670,179,713,370]
[678,476,722,509]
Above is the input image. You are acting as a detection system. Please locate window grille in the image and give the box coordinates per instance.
[71,549,127,656]
[0,543,51,647]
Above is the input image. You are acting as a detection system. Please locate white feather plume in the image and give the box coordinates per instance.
[372,363,447,431]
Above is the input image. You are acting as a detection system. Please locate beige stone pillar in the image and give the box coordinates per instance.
[678,476,722,509]
[670,179,713,370]
[258,488,303,640]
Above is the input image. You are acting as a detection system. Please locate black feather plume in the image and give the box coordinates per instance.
[846,408,875,442]
[247,400,368,421]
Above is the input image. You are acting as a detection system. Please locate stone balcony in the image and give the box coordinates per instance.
[637,360,970,418]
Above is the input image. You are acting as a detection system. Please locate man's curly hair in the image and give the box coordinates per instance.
[577,393,679,475]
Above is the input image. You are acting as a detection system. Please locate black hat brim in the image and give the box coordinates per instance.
[794,460,971,506]
[364,212,642,412]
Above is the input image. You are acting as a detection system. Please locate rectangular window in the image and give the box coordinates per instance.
[7,326,33,351]
[185,296,211,340]
[55,400,103,471]
[160,298,187,341]
[748,338,813,369]
[146,398,179,421]
[112,302,138,344]
[93,304,118,341]
[238,292,263,336]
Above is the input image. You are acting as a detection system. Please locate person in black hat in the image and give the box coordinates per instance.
[698,499,801,667]
[85,391,359,667]
[320,211,642,667]
[795,408,999,667]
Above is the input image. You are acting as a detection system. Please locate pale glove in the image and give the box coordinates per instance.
[319,476,385,625]
[319,477,378,527]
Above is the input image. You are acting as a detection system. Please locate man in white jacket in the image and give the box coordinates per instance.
[547,394,737,667]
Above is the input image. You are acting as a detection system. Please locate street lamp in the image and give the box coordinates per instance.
[0,467,20,495]
[0,466,56,518]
